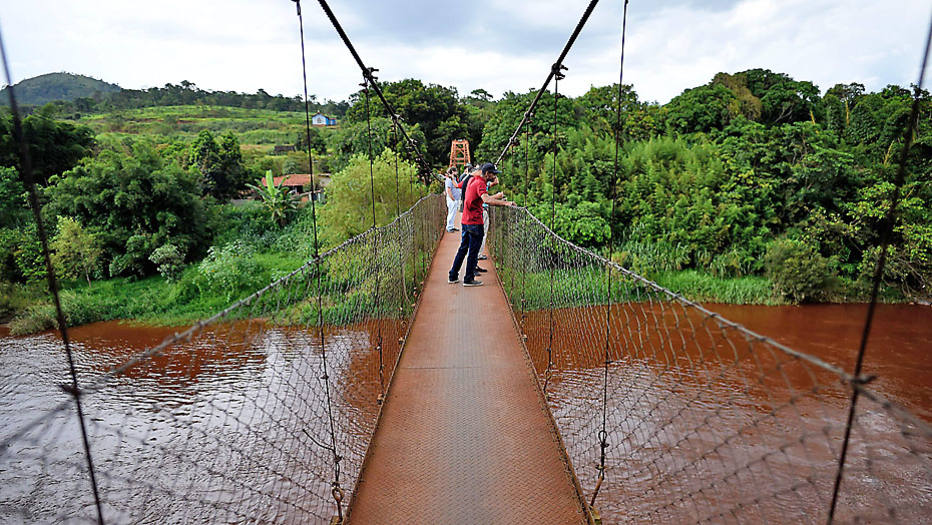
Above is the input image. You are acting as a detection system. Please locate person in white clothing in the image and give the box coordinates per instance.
[444,166,461,232]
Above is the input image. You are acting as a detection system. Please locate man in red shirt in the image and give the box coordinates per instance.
[448,163,514,286]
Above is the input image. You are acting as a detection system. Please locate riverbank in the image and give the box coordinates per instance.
[4,249,304,335]
[6,265,922,337]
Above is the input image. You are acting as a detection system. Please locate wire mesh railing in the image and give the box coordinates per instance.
[0,194,444,524]
[487,204,932,524]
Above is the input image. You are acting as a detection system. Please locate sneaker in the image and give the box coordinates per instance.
[451,227,460,231]
[463,280,484,287]
[448,276,459,284]
[475,266,488,273]
[478,254,488,260]
[446,228,455,232]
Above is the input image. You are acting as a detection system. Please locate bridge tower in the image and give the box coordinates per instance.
[448,139,471,169]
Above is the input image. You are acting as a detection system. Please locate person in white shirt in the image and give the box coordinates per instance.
[444,166,461,232]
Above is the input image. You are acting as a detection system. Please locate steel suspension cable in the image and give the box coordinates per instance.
[592,0,629,508]
[827,12,932,523]
[495,0,600,166]
[0,23,105,525]
[292,2,344,520]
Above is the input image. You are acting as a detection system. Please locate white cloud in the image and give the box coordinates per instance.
[0,0,928,103]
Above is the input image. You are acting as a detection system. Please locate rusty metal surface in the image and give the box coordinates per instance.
[347,223,587,525]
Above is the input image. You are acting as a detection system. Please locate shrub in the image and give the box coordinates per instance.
[195,240,264,301]
[764,237,836,303]
[149,243,186,281]
[51,216,102,284]
[13,223,47,283]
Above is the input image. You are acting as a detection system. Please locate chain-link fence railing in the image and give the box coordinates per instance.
[0,194,444,524]
[488,204,931,524]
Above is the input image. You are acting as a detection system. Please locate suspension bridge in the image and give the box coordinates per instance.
[2,0,931,523]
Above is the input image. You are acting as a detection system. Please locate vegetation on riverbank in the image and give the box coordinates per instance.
[1,69,929,335]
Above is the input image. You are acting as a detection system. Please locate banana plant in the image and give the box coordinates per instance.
[247,170,298,227]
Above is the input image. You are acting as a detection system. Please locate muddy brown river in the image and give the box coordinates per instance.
[1,303,930,523]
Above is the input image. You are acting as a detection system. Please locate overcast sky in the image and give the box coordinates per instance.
[0,0,929,104]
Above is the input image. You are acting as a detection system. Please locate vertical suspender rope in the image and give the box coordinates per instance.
[362,76,386,398]
[543,66,565,397]
[826,13,932,524]
[521,116,531,326]
[0,24,105,525]
[292,2,344,519]
[391,121,410,325]
[592,0,629,508]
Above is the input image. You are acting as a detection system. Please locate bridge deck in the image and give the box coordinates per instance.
[347,222,588,524]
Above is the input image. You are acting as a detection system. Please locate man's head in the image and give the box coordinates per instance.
[478,162,500,179]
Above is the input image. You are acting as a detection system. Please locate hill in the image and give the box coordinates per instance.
[1,72,121,106]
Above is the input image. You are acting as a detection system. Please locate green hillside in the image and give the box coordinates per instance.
[1,72,121,106]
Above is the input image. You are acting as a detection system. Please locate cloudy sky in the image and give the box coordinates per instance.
[0,0,929,104]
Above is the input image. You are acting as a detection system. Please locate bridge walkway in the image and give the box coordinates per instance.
[346,221,588,524]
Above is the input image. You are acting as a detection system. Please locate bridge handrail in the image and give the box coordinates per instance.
[0,193,441,457]
[511,205,856,385]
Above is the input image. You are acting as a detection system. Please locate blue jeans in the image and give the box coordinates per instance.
[449,224,485,283]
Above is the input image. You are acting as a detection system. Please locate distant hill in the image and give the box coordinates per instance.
[0,72,122,106]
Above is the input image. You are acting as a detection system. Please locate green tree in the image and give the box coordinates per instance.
[51,216,102,284]
[343,78,480,166]
[0,166,28,227]
[320,150,424,245]
[663,83,737,134]
[0,106,95,185]
[46,139,210,277]
[13,223,46,282]
[217,131,249,198]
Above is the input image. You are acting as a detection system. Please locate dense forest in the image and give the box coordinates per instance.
[0,68,929,333]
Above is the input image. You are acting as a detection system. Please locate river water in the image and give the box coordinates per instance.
[522,303,932,524]
[0,319,399,523]
[1,304,930,523]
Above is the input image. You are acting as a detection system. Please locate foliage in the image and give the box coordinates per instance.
[36,77,349,117]
[0,106,95,184]
[189,130,250,200]
[319,150,425,246]
[246,170,298,227]
[765,237,836,303]
[652,270,778,305]
[343,78,478,166]
[51,216,102,284]
[325,116,427,173]
[0,166,29,227]
[0,72,121,108]
[12,223,47,282]
[149,243,186,281]
[194,240,264,301]
[0,228,20,281]
[45,139,211,277]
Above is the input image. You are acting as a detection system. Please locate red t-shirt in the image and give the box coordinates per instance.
[461,175,487,225]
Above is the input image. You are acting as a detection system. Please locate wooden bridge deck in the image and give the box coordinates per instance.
[346,222,588,524]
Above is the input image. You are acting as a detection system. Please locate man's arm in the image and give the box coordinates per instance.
[480,192,514,207]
